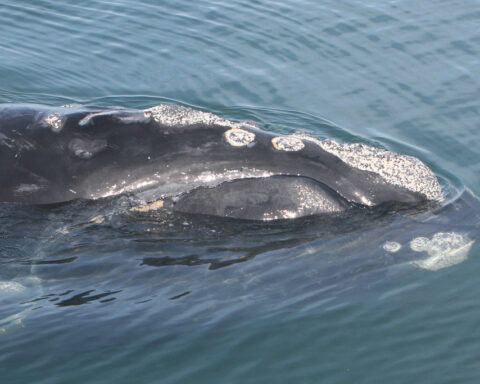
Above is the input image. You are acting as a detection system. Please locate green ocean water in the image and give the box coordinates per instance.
[0,1,479,383]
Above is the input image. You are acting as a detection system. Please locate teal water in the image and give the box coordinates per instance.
[1,1,480,383]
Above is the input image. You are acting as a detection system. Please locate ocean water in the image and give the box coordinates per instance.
[1,0,480,383]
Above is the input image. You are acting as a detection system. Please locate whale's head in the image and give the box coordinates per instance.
[0,103,442,220]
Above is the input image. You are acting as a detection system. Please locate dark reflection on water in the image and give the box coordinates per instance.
[55,290,121,307]
[22,289,120,307]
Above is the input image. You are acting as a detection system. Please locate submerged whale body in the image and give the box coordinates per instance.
[0,103,442,220]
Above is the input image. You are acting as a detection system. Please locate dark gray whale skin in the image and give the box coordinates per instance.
[0,103,434,219]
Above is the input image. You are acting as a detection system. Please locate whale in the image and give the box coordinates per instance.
[0,103,442,220]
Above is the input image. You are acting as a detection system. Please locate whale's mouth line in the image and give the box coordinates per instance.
[151,174,353,221]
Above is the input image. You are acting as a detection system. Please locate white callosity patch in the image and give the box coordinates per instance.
[146,104,230,127]
[224,128,255,147]
[44,113,66,133]
[410,232,474,271]
[271,136,305,152]
[294,134,442,201]
[145,104,258,129]
[383,241,402,253]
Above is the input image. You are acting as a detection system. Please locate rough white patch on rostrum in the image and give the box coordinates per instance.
[292,134,442,201]
[145,104,258,129]
[383,241,402,253]
[272,136,305,152]
[146,104,226,127]
[224,128,255,147]
[410,232,474,271]
[44,113,66,133]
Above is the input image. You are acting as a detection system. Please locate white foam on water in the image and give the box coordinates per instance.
[383,241,402,253]
[410,232,475,271]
